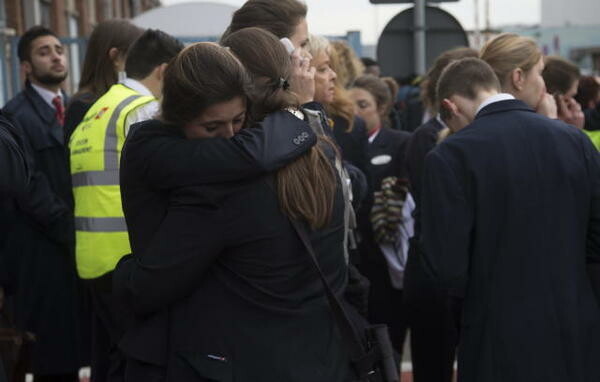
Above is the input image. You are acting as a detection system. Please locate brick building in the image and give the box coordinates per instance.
[3,0,160,37]
[0,0,161,103]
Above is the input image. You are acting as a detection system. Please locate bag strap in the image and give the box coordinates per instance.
[288,217,379,378]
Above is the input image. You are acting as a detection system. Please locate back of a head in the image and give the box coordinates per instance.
[330,40,364,88]
[361,57,378,68]
[437,57,501,107]
[78,19,144,97]
[480,33,541,91]
[422,47,478,113]
[222,27,336,230]
[382,77,399,100]
[575,76,600,110]
[542,56,581,95]
[161,43,249,128]
[223,0,307,39]
[125,29,184,81]
[221,27,297,122]
[18,26,57,63]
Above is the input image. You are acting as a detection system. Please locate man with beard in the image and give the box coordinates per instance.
[2,26,84,382]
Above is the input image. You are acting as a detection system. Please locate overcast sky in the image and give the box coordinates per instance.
[160,0,541,44]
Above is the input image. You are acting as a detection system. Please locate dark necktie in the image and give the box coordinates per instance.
[52,95,64,126]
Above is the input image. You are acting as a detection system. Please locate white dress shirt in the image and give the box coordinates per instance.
[121,78,159,136]
[476,93,515,116]
[31,83,63,110]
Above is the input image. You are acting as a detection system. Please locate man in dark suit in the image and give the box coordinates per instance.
[0,112,30,382]
[421,57,600,382]
[2,26,84,382]
[403,47,477,382]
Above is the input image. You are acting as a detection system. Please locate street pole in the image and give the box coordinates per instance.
[414,0,426,75]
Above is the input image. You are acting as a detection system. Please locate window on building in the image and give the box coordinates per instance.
[113,0,121,18]
[40,0,51,28]
[129,0,138,17]
[67,15,81,94]
[87,0,96,24]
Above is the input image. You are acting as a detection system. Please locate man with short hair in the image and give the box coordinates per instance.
[69,28,183,382]
[2,25,83,382]
[421,57,600,381]
[403,47,477,382]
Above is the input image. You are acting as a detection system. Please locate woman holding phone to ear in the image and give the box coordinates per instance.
[115,30,355,381]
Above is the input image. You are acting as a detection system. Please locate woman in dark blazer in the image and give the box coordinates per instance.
[115,30,355,381]
[349,75,411,356]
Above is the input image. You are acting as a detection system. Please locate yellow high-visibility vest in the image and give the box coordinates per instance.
[585,130,600,151]
[69,84,155,279]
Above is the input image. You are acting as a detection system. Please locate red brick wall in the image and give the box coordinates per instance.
[5,0,24,34]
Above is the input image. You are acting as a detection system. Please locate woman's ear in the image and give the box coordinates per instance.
[108,47,119,62]
[157,62,169,81]
[511,67,525,92]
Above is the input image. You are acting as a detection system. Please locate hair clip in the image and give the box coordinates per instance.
[279,78,290,91]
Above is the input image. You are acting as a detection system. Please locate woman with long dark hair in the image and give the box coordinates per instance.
[64,20,143,140]
[115,30,354,381]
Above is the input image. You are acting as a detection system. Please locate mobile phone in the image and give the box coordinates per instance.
[280,37,295,55]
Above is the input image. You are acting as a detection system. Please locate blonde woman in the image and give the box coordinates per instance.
[307,35,371,200]
[480,33,558,118]
[329,40,364,89]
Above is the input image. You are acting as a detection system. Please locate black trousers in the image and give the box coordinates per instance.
[360,254,408,356]
[85,272,127,382]
[403,239,459,382]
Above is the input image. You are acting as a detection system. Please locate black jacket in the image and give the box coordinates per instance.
[584,104,600,132]
[1,82,85,374]
[402,117,447,309]
[358,127,411,268]
[421,99,600,382]
[115,113,318,366]
[0,112,29,198]
[331,116,370,180]
[117,175,351,381]
[64,91,96,142]
[0,112,29,291]
[405,117,444,239]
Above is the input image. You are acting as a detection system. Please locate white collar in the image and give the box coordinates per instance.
[120,77,153,97]
[368,128,381,144]
[31,83,63,110]
[476,93,515,116]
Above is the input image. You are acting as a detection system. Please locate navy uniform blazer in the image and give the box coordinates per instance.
[358,127,411,268]
[115,114,318,366]
[118,177,351,382]
[115,125,352,381]
[421,99,600,382]
[2,82,84,374]
[0,112,29,291]
[402,118,445,298]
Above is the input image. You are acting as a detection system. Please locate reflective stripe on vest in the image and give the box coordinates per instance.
[75,217,128,232]
[70,84,156,279]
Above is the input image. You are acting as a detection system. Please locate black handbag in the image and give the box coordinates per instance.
[289,218,399,382]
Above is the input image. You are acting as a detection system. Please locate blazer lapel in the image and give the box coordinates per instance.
[24,83,64,146]
[371,127,391,150]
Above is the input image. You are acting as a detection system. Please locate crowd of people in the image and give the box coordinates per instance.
[0,0,600,381]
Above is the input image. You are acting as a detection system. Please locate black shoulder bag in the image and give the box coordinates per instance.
[289,218,399,382]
